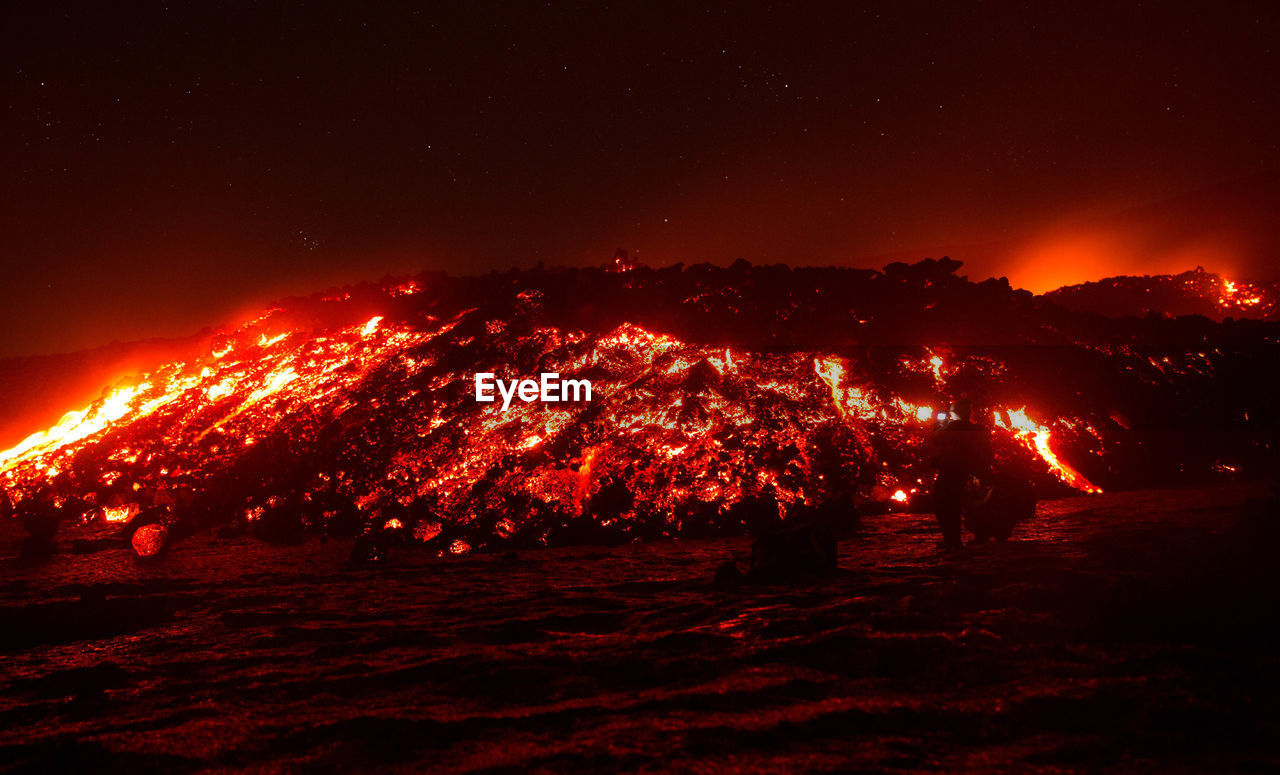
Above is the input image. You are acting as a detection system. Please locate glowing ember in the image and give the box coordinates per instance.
[389,280,421,297]
[103,503,139,523]
[813,357,880,421]
[928,353,945,384]
[131,523,168,557]
[813,357,849,419]
[1218,278,1265,309]
[414,521,443,542]
[891,489,908,503]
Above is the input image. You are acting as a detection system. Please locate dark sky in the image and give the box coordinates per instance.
[2,1,1277,356]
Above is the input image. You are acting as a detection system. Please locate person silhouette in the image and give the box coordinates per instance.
[928,398,992,550]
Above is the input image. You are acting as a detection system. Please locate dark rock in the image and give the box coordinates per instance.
[746,522,838,584]
[713,559,743,587]
[349,534,388,565]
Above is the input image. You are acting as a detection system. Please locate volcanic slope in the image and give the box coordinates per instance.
[1,259,1274,551]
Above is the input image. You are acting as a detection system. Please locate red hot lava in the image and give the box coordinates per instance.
[4,259,1270,552]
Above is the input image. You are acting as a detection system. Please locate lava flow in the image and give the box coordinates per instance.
[1,259,1273,552]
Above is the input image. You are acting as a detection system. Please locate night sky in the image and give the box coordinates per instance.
[3,2,1277,357]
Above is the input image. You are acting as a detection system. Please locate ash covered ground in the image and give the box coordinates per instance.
[1,483,1278,773]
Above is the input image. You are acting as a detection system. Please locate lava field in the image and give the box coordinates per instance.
[2,258,1275,553]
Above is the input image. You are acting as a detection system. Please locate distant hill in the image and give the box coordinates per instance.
[1041,268,1279,321]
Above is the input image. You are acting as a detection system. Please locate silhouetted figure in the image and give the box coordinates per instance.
[929,398,992,550]
[743,493,838,583]
[714,490,839,585]
[747,519,837,582]
[967,468,1038,542]
[17,488,62,558]
[714,559,744,588]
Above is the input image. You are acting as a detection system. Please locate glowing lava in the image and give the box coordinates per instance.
[0,384,144,476]
[0,266,1129,552]
[993,408,1102,494]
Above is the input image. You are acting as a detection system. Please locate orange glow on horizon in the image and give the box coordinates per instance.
[1007,226,1246,294]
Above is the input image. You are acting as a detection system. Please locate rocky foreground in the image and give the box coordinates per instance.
[2,482,1276,773]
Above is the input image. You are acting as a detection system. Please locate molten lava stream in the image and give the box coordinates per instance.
[994,408,1101,494]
